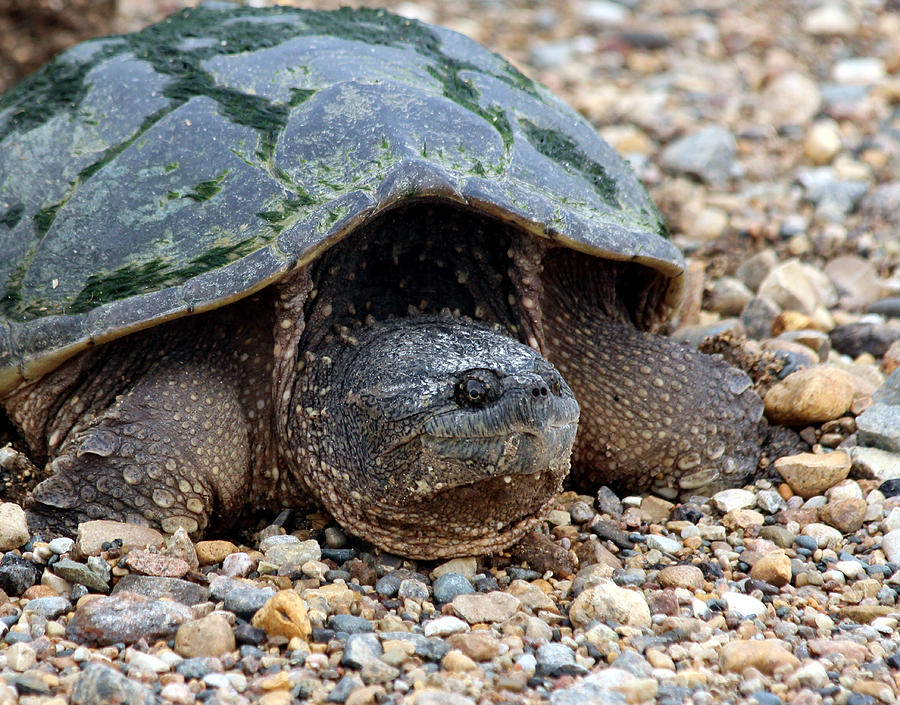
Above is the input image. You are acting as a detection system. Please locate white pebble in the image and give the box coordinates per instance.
[711,489,757,513]
[834,560,863,579]
[423,615,468,637]
[881,529,900,564]
[6,643,36,672]
[646,535,682,553]
[48,537,75,555]
[883,507,900,533]
[722,592,766,618]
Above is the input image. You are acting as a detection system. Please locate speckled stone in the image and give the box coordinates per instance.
[748,551,792,587]
[657,565,704,591]
[569,579,651,628]
[0,502,29,551]
[74,520,163,559]
[775,451,852,498]
[66,592,193,646]
[451,592,520,624]
[175,613,236,658]
[719,640,800,675]
[251,590,311,641]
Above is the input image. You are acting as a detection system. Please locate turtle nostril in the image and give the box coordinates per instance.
[532,385,549,398]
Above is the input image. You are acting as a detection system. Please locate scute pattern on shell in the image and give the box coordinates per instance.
[0,4,680,394]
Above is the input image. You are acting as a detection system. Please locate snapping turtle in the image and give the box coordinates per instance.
[0,5,762,557]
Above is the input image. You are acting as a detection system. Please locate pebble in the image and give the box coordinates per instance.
[66,592,193,646]
[569,580,651,628]
[748,551,792,587]
[24,595,72,619]
[660,125,736,185]
[775,451,851,498]
[71,663,156,705]
[432,572,474,604]
[764,366,854,425]
[422,616,468,638]
[251,590,311,641]
[74,520,163,558]
[712,489,757,513]
[657,565,704,591]
[0,553,39,595]
[758,260,836,315]
[818,497,867,533]
[719,640,800,675]
[451,591,520,624]
[195,539,239,565]
[0,502,29,550]
[646,534,682,553]
[112,574,210,605]
[175,613,235,658]
[124,548,191,578]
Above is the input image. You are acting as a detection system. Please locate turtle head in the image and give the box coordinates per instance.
[292,316,579,558]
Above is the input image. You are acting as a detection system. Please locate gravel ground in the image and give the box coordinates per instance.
[1,1,900,704]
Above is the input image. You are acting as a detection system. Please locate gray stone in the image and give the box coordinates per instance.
[112,575,211,605]
[867,298,900,318]
[66,592,193,646]
[646,534,682,553]
[52,558,110,594]
[536,643,587,677]
[71,663,156,705]
[223,587,277,621]
[830,323,900,358]
[741,296,781,340]
[327,674,364,703]
[660,125,737,185]
[341,632,383,669]
[433,573,474,603]
[329,614,374,634]
[861,182,900,223]
[529,40,575,70]
[736,249,778,293]
[707,277,754,316]
[550,682,625,705]
[264,538,320,567]
[23,595,72,619]
[757,490,787,514]
[398,578,429,601]
[873,369,900,406]
[851,446,900,481]
[0,553,38,595]
[857,404,900,453]
[380,631,450,661]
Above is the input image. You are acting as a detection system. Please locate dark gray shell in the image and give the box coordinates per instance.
[0,4,682,394]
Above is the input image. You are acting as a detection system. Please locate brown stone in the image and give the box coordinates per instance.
[657,565,704,591]
[74,520,164,559]
[818,498,867,533]
[748,550,792,587]
[774,451,851,499]
[722,509,765,530]
[174,614,235,658]
[195,540,240,566]
[764,366,854,426]
[125,549,191,578]
[569,579,651,628]
[575,539,623,570]
[639,496,674,524]
[446,632,501,661]
[808,639,867,663]
[719,640,799,675]
[451,592,520,624]
[251,590,311,641]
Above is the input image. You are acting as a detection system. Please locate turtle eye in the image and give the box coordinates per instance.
[456,377,490,407]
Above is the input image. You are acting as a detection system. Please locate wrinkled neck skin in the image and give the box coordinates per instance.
[283,315,578,558]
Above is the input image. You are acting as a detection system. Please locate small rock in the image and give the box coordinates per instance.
[224,586,277,621]
[723,592,766,618]
[265,539,321,567]
[765,366,854,426]
[329,614,374,634]
[742,296,781,340]
[787,660,830,689]
[712,489,757,513]
[74,520,163,558]
[707,277,753,316]
[824,255,883,308]
[442,649,478,672]
[125,549,191,578]
[48,537,75,555]
[24,595,72,619]
[251,590,311,641]
[431,558,477,580]
[639,495,674,523]
[0,502,29,550]
[175,614,236,658]
[758,259,836,316]
[6,642,36,671]
[646,534,682,553]
[803,120,842,165]
[881,529,900,563]
[831,323,900,358]
[432,574,473,604]
[51,558,110,594]
[66,591,193,646]
[832,57,886,85]
[445,631,500,661]
[451,591,520,624]
[569,579,651,628]
[195,540,239,566]
[852,447,900,481]
[422,615,468,638]
[802,3,858,35]
[801,523,843,549]
[71,663,156,705]
[748,551,792,587]
[857,404,900,454]
[112,575,210,605]
[222,552,256,577]
[657,565,704,591]
[736,249,779,293]
[660,125,736,185]
[808,639,867,663]
[774,451,851,498]
[536,643,586,677]
[163,527,199,570]
[0,552,39,595]
[818,498,867,533]
[759,72,821,127]
[719,640,799,674]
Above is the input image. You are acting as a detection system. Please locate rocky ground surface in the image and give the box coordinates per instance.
[1,0,900,704]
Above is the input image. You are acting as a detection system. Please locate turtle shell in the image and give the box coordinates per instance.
[0,4,683,395]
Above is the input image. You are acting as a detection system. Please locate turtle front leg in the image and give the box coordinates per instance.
[547,314,764,497]
[26,356,253,538]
